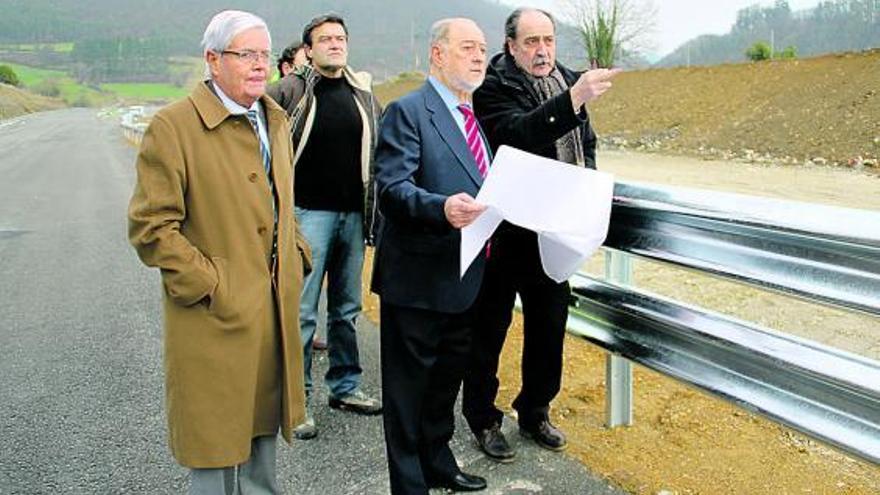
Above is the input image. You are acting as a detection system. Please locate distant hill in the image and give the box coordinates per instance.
[0,0,585,81]
[658,0,879,67]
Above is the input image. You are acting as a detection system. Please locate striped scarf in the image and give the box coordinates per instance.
[524,67,586,167]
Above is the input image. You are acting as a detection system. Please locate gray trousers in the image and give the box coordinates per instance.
[189,435,279,495]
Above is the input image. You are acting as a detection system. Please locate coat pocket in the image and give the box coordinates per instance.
[207,257,235,321]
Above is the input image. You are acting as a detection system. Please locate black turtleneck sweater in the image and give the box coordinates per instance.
[295,76,363,212]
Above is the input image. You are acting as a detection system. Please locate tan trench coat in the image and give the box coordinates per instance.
[128,81,310,468]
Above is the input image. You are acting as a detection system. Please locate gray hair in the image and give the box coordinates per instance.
[429,17,471,63]
[201,10,271,78]
[430,18,454,48]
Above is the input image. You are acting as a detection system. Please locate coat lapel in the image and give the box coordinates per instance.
[423,83,484,187]
[263,95,288,197]
[191,81,232,130]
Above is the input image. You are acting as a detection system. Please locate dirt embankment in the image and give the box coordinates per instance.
[0,83,63,120]
[374,51,880,170]
[589,50,880,170]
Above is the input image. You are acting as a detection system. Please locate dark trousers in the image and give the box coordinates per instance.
[380,301,473,495]
[462,224,570,433]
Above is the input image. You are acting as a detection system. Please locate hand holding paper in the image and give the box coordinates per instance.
[460,146,614,282]
[444,192,487,229]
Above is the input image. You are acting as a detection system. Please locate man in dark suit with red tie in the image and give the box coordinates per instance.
[371,17,492,495]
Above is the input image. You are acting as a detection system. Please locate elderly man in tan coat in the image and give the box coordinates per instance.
[128,10,311,494]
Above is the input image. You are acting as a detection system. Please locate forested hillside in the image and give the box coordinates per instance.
[659,0,879,67]
[0,0,583,83]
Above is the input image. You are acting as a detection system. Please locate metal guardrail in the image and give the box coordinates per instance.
[120,107,148,145]
[571,181,880,465]
[606,181,880,315]
[121,121,147,144]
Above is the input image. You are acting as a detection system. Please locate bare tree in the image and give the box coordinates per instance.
[561,0,657,68]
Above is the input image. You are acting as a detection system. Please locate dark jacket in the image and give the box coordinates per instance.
[267,65,383,244]
[474,52,597,169]
[370,82,487,313]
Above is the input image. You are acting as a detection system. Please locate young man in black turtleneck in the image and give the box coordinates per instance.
[267,13,383,440]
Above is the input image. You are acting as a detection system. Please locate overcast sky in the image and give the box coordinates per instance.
[498,0,823,57]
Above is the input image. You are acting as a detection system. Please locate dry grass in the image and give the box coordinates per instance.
[0,83,63,119]
[374,72,426,107]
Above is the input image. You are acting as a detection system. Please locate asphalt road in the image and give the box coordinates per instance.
[0,108,624,495]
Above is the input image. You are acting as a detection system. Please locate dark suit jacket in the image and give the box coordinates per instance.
[370,82,487,314]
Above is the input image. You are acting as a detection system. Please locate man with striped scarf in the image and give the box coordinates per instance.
[463,7,620,464]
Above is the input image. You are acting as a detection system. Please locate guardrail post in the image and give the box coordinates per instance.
[604,250,634,427]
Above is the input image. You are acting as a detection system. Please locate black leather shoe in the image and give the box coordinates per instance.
[475,423,516,463]
[428,471,487,492]
[519,419,567,451]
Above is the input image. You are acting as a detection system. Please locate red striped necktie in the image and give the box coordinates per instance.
[458,103,493,258]
[457,104,489,178]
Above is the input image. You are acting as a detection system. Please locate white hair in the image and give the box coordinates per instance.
[428,18,457,67]
[201,10,271,78]
[430,19,454,47]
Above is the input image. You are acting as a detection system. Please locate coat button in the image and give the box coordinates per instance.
[248,172,258,182]
[257,226,267,235]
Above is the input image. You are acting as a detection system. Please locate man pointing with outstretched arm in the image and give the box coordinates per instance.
[463,6,620,464]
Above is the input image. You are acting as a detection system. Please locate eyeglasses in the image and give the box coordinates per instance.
[221,49,272,64]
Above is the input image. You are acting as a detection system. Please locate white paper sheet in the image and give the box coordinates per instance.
[461,145,614,282]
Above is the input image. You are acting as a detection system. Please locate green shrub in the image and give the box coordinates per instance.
[394,71,424,82]
[579,4,618,69]
[776,45,798,59]
[72,92,97,107]
[0,64,21,86]
[32,79,62,97]
[745,41,772,61]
